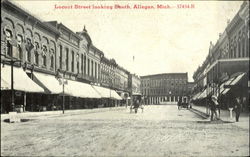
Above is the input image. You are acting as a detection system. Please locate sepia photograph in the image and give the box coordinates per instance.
[1,0,249,156]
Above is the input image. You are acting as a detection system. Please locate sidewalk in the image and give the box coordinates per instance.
[1,106,126,121]
[191,104,249,130]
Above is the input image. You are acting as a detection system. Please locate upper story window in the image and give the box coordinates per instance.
[26,38,33,62]
[16,35,23,60]
[34,42,39,65]
[50,49,54,69]
[42,45,47,67]
[87,58,90,75]
[59,45,63,69]
[71,51,74,72]
[66,48,69,71]
[76,53,79,74]
[84,55,86,75]
[81,54,84,74]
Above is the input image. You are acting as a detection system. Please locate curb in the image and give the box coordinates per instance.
[1,107,127,121]
[189,108,209,119]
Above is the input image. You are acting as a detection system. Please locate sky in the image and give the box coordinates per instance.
[12,0,243,82]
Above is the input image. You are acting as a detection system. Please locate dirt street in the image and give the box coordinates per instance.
[1,105,249,156]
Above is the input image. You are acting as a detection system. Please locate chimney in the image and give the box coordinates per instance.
[219,33,222,38]
[227,19,230,25]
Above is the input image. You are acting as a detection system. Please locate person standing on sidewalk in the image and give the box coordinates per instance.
[210,95,219,121]
[234,97,242,122]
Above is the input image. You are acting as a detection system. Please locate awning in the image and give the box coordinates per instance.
[220,73,246,95]
[65,80,101,98]
[92,85,122,100]
[32,72,67,94]
[1,65,44,93]
[197,88,208,99]
[1,79,10,90]
[192,92,201,100]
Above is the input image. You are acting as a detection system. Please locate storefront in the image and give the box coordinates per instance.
[1,65,44,113]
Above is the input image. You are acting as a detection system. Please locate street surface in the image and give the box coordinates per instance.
[1,105,249,156]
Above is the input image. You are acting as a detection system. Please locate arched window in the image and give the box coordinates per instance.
[35,51,39,65]
[50,48,54,69]
[17,35,23,59]
[71,51,74,72]
[50,55,54,68]
[66,48,69,71]
[5,29,12,56]
[43,55,46,66]
[42,45,47,66]
[59,45,63,69]
[76,53,79,74]
[242,37,245,57]
[34,42,39,65]
[26,38,32,62]
[238,39,241,58]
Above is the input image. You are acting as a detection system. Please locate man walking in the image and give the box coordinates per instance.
[210,95,219,121]
[234,97,242,122]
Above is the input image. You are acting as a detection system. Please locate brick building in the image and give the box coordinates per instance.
[141,73,188,105]
[192,1,249,111]
[0,0,131,113]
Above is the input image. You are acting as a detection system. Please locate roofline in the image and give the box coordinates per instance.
[141,73,188,78]
[2,0,60,35]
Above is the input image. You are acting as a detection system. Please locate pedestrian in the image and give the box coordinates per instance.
[210,95,219,121]
[234,97,242,122]
[177,98,182,110]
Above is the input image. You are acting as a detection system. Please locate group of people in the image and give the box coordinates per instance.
[209,95,242,122]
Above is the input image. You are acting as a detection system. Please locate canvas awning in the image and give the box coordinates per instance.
[220,73,246,95]
[1,65,44,93]
[92,85,122,100]
[32,72,70,95]
[197,88,208,99]
[65,80,101,98]
[192,92,202,100]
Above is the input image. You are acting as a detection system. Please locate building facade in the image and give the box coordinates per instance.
[192,1,249,111]
[0,0,132,113]
[141,73,188,105]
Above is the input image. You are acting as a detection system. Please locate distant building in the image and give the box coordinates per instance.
[141,73,188,105]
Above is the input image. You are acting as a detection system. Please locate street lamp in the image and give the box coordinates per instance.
[56,69,67,114]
